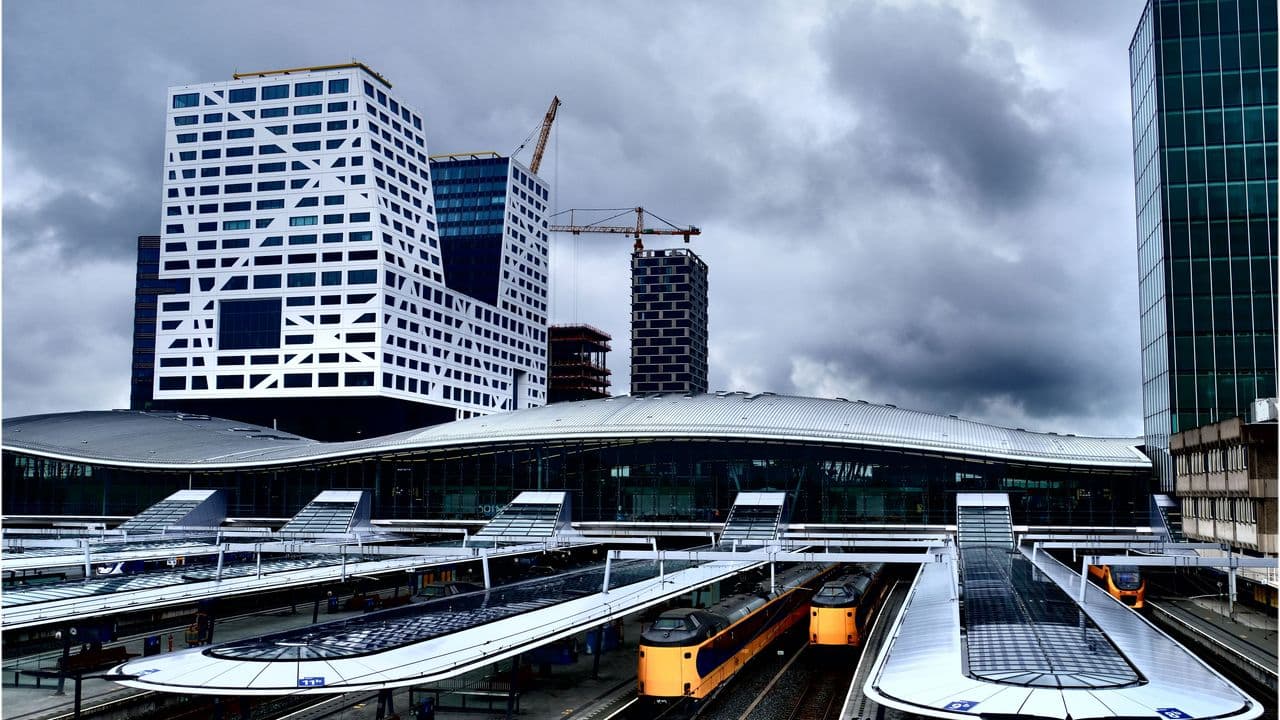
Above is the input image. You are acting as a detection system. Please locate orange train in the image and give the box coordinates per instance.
[808,563,889,646]
[1088,563,1146,609]
[637,563,834,705]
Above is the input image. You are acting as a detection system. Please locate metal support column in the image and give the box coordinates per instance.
[505,654,521,720]
[482,549,491,589]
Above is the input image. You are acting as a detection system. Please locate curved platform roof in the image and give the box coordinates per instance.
[2,393,1149,471]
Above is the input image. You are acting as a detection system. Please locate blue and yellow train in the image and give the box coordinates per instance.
[637,563,833,705]
[808,563,888,646]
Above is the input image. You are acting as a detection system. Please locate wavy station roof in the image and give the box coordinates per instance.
[2,393,1149,471]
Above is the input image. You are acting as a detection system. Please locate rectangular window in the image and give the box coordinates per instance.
[323,195,345,206]
[284,373,312,388]
[287,272,316,287]
[173,93,200,108]
[348,269,377,284]
[227,128,253,139]
[256,198,285,209]
[323,214,343,224]
[284,334,313,345]
[223,201,251,212]
[258,162,286,173]
[258,144,285,154]
[293,141,321,151]
[202,129,222,141]
[321,270,342,286]
[351,174,365,184]
[218,297,281,350]
[328,78,349,94]
[286,296,315,307]
[323,232,343,243]
[294,104,322,116]
[178,150,197,161]
[289,215,318,226]
[258,180,286,191]
[349,212,370,222]
[201,148,221,159]
[263,84,289,100]
[224,183,251,193]
[347,332,376,342]
[253,274,281,289]
[327,120,348,131]
[328,101,348,112]
[346,371,374,386]
[200,167,220,178]
[288,234,317,245]
[216,375,245,389]
[174,115,198,126]
[293,122,322,133]
[291,178,309,189]
[295,81,323,97]
[198,221,217,232]
[223,219,250,230]
[261,106,288,118]
[226,146,253,157]
[224,164,251,175]
[166,223,185,234]
[229,87,256,103]
[296,196,319,207]
[176,133,197,143]
[199,185,218,195]
[222,238,250,249]
[348,231,372,242]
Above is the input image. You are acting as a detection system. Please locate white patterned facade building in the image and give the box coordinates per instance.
[153,64,548,435]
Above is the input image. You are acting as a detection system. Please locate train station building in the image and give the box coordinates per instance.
[2,392,1154,528]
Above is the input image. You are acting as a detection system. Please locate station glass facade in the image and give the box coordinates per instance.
[1131,0,1279,489]
[2,439,1153,529]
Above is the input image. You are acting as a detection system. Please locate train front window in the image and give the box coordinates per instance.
[651,617,688,631]
[1112,566,1141,590]
[816,585,846,599]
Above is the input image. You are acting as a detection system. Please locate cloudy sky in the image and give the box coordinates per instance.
[3,0,1149,437]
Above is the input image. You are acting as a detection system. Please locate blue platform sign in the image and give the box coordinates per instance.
[298,676,326,688]
[1157,709,1192,720]
[944,700,979,712]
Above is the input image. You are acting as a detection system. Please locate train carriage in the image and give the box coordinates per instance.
[808,563,888,646]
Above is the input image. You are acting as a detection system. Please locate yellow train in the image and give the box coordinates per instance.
[808,563,888,646]
[637,563,833,705]
[1088,563,1145,609]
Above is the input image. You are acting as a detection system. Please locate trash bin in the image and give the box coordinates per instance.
[143,635,161,657]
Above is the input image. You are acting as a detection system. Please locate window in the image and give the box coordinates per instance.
[349,212,370,222]
[266,125,287,136]
[177,133,197,143]
[323,233,343,243]
[295,81,323,96]
[229,87,257,103]
[285,335,313,345]
[258,180,286,191]
[158,376,186,390]
[258,162,285,173]
[263,84,289,100]
[216,375,245,389]
[328,78,349,94]
[327,120,348,131]
[288,272,316,287]
[219,298,281,350]
[201,129,222,140]
[346,372,374,386]
[173,93,200,108]
[257,198,284,209]
[179,150,197,161]
[348,269,377,284]
[227,128,253,139]
[197,240,217,250]
[225,164,251,175]
[261,106,288,118]
[287,296,315,307]
[288,234,317,245]
[202,148,222,159]
[349,231,372,242]
[222,238,250,249]
[294,104,322,115]
[261,236,284,246]
[226,146,253,157]
[323,214,343,224]
[324,195,345,206]
[198,221,217,232]
[351,174,366,185]
[224,183,251,193]
[296,196,319,207]
[223,201,250,212]
[201,167,220,177]
[321,271,342,286]
[174,115,198,126]
[258,144,285,154]
[290,216,318,226]
[293,141,321,151]
[223,220,250,230]
[328,101,348,112]
[253,274,281,289]
[293,122,321,133]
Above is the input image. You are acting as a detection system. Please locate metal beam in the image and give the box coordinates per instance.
[611,549,945,564]
[1035,541,1223,551]
[1083,554,1279,569]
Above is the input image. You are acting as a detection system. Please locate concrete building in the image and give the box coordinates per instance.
[1128,0,1278,490]
[630,248,708,395]
[148,64,548,439]
[547,324,612,402]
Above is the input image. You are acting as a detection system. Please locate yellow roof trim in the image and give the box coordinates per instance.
[232,61,392,89]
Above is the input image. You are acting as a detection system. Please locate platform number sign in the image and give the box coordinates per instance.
[944,701,979,712]
[1157,709,1192,719]
[298,676,326,688]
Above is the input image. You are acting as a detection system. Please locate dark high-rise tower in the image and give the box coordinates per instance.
[1129,0,1277,489]
[130,235,187,410]
[630,248,709,395]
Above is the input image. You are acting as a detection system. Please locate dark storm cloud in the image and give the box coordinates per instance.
[2,0,1147,438]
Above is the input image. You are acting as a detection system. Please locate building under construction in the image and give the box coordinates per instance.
[631,248,709,396]
[548,324,612,402]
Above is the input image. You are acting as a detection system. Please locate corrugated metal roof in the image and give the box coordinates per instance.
[2,394,1149,470]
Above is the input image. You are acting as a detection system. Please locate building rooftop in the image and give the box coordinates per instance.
[2,393,1149,471]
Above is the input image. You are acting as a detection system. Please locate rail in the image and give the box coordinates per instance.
[1146,600,1278,681]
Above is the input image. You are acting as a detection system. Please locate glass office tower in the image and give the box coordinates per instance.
[1130,0,1277,489]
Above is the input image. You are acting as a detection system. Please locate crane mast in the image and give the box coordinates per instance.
[529,96,560,175]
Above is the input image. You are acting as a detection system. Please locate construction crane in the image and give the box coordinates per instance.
[549,207,701,252]
[512,96,560,175]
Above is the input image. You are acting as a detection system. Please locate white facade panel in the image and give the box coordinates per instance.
[155,66,547,420]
